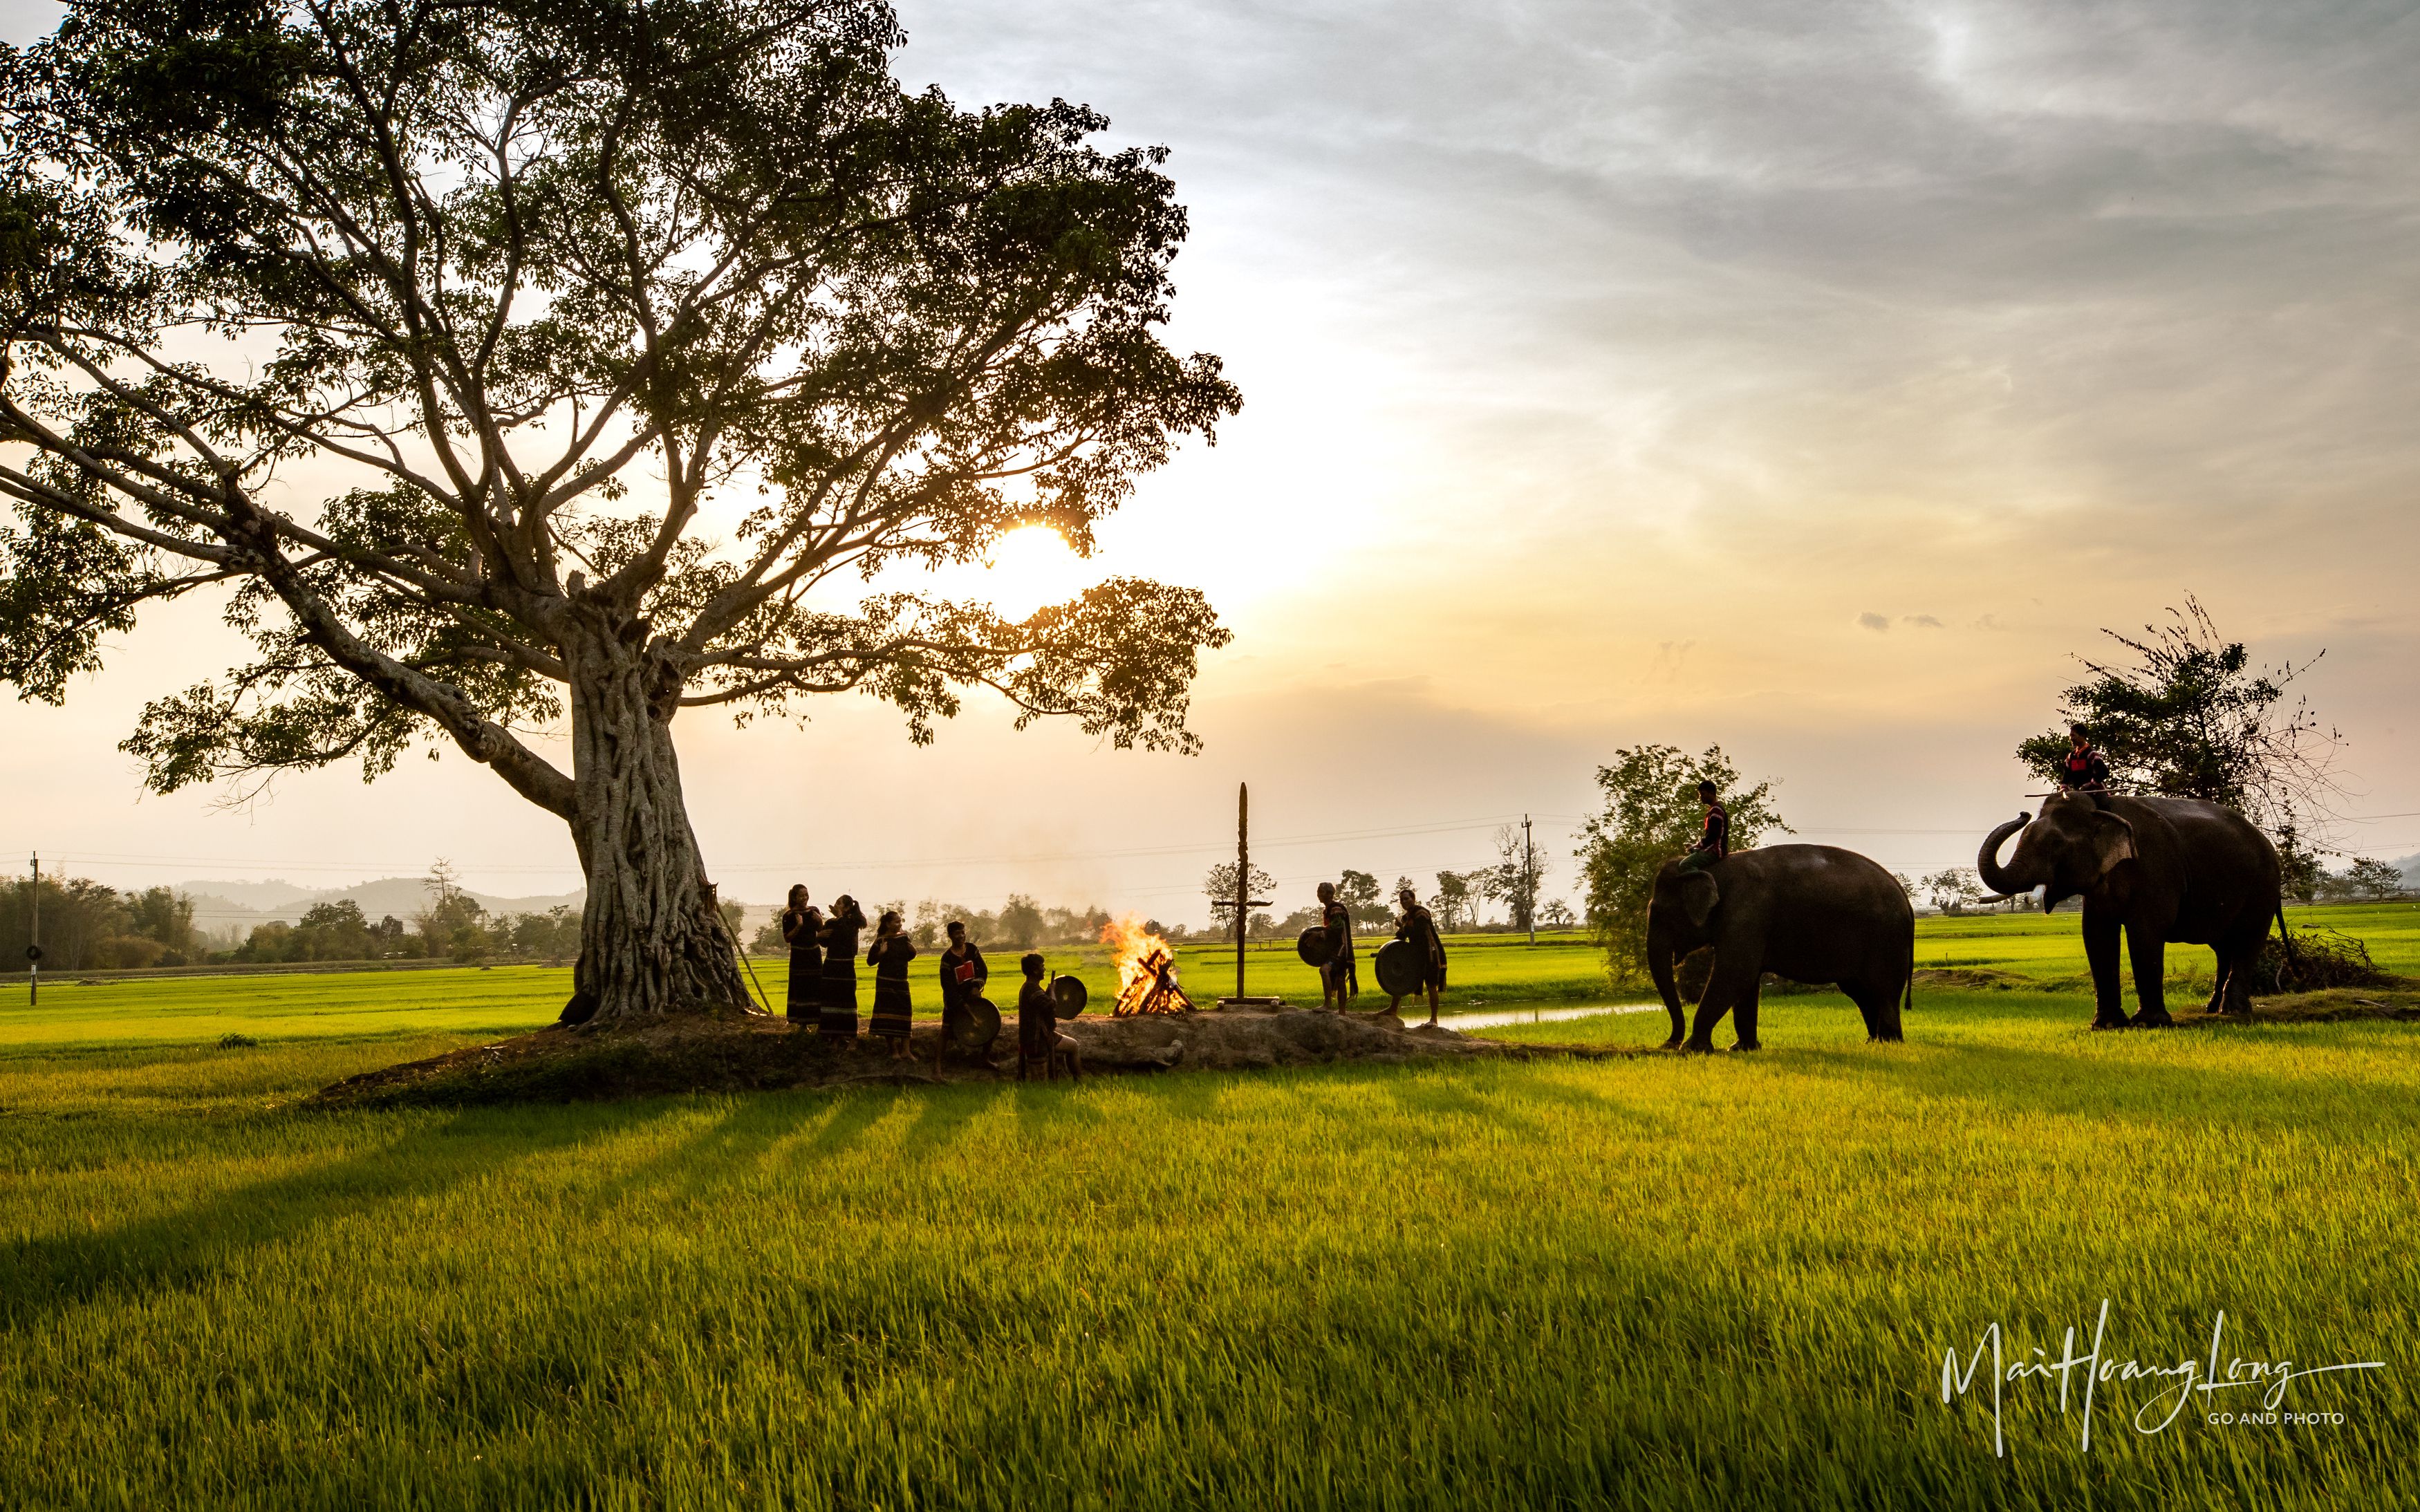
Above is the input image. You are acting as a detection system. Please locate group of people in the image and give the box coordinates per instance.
[1310,881,1453,1024]
[773,888,1078,1079]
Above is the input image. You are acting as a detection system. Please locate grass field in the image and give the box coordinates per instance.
[2,907,2417,1507]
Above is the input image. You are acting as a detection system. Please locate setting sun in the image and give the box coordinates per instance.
[971,523,1092,619]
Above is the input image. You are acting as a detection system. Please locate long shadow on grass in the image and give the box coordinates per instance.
[1784,1032,2420,1137]
[0,1101,682,1328]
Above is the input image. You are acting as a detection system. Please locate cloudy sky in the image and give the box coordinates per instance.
[3,0,2417,924]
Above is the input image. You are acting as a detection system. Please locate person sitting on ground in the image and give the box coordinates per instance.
[1316,879,1357,1009]
[867,909,918,1060]
[1015,953,1081,1083]
[2058,723,2110,794]
[1677,780,1728,876]
[935,919,990,1073]
[1390,886,1449,1025]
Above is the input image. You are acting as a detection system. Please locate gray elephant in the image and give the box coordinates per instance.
[1975,792,2282,1027]
[1646,845,1916,1052]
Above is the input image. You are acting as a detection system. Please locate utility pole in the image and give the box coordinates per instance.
[27,852,39,1007]
[1234,783,1249,1002]
[1523,816,1535,946]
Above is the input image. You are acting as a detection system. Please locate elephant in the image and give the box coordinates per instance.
[1646,845,1917,1052]
[1975,792,2282,1027]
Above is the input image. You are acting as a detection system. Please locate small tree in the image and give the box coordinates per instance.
[1921,868,1984,914]
[2343,858,2405,902]
[998,893,1044,947]
[1430,871,1474,933]
[1541,897,1575,929]
[0,0,1236,1021]
[1476,823,1546,938]
[1336,869,1385,931]
[1577,743,1787,984]
[1202,861,1274,925]
[2018,597,2339,839]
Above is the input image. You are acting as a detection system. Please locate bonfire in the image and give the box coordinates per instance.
[1101,916,1196,1016]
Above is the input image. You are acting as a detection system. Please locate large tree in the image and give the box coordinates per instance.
[0,0,1238,1018]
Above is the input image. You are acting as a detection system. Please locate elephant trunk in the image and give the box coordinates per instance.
[1976,812,2034,898]
[1647,922,1686,1046]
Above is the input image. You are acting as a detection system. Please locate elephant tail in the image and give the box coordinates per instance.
[2273,897,2301,991]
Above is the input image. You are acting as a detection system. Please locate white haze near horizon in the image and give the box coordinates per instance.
[3,0,2417,927]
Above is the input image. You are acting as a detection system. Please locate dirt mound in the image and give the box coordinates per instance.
[306,1004,1629,1109]
[2177,987,2420,1027]
[1914,967,2045,991]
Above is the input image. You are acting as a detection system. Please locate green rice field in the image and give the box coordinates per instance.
[1,904,2416,1507]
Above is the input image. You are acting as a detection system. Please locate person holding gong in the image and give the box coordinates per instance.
[1389,885,1449,1025]
[1316,880,1357,1009]
[867,910,918,1058]
[936,919,990,1072]
[817,895,867,1038]
[779,885,823,1025]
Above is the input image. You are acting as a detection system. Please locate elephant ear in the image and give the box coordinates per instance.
[2087,810,2137,880]
[1679,870,1720,928]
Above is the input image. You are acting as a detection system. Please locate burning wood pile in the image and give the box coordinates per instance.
[1101,917,1195,1016]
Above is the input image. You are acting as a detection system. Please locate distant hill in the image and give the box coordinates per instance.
[174,877,775,946]
[176,877,587,943]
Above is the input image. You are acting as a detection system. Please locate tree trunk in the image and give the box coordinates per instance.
[559,606,753,1023]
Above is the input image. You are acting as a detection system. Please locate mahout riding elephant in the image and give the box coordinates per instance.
[1975,792,2283,1027]
[1646,845,1916,1052]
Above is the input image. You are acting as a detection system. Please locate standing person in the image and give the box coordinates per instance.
[1016,953,1081,1083]
[867,910,918,1059]
[2058,724,2111,794]
[1316,880,1357,1009]
[1677,781,1728,876]
[1389,886,1449,1025]
[817,895,867,1038]
[936,920,989,1073]
[779,885,823,1025]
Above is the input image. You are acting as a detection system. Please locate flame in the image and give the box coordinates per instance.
[1100,914,1191,1016]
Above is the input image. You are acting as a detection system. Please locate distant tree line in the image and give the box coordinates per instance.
[0,861,589,971]
[0,876,200,970]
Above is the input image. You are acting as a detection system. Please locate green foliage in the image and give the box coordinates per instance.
[0,0,1237,808]
[1577,743,1788,983]
[2017,596,2336,834]
[1429,870,1476,932]
[1336,868,1385,929]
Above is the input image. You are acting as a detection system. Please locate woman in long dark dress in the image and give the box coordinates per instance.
[779,885,823,1025]
[817,895,866,1038]
[934,919,990,1072]
[868,910,918,1058]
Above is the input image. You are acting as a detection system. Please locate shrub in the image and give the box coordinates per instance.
[216,1033,259,1049]
[2247,927,2395,996]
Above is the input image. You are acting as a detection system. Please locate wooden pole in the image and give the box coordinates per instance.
[28,852,39,1007]
[1234,783,1249,1003]
[1523,816,1536,945]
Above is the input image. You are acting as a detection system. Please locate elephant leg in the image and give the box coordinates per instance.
[2219,920,2266,1020]
[2204,947,2230,1016]
[2126,928,2173,1028]
[1685,955,1757,1052]
[1731,976,1762,1052]
[2083,911,2127,1029]
[1850,980,1904,1043]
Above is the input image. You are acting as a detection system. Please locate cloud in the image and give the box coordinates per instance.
[1859,613,1892,632]
[1905,615,1945,629]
